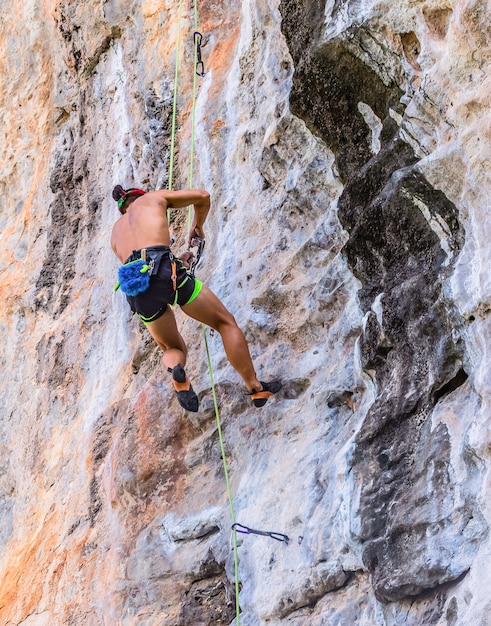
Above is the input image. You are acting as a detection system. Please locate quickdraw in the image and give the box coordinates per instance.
[189,236,205,275]
[194,31,206,76]
[232,523,290,545]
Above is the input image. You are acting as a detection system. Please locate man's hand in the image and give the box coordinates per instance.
[188,225,205,248]
[178,250,195,269]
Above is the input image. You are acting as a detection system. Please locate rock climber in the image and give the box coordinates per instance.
[110,185,282,412]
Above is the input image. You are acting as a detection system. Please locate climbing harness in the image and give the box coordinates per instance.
[115,247,174,295]
[232,523,290,545]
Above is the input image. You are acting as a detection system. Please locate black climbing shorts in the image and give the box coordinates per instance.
[124,246,203,324]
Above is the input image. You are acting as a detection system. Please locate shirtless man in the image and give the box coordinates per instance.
[110,185,281,412]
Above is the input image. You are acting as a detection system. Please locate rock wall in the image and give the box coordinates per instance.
[0,0,490,624]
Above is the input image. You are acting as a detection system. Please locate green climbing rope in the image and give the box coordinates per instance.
[167,0,184,229]
[188,2,200,233]
[168,0,183,194]
[204,330,241,624]
[169,2,242,623]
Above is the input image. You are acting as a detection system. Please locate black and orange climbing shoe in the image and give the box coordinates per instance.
[168,364,199,412]
[249,380,282,407]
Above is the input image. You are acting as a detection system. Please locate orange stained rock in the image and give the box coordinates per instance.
[0,502,72,623]
[204,22,241,101]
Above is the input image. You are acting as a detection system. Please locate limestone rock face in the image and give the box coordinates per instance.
[1,0,490,624]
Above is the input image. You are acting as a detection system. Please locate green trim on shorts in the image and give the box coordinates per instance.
[140,279,202,325]
[141,311,162,325]
[185,279,203,305]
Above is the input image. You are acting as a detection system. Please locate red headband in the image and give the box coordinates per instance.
[118,188,146,212]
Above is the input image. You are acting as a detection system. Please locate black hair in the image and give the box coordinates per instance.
[112,185,125,201]
[112,185,146,214]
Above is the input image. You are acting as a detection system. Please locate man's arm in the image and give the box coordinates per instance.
[153,189,210,245]
[186,190,209,242]
[154,189,209,220]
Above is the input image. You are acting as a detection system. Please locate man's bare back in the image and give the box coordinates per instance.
[111,189,210,263]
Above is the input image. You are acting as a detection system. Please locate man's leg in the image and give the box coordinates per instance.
[146,306,188,370]
[146,306,199,412]
[181,285,262,392]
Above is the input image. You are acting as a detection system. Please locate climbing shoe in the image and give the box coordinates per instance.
[249,380,282,407]
[168,364,199,412]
